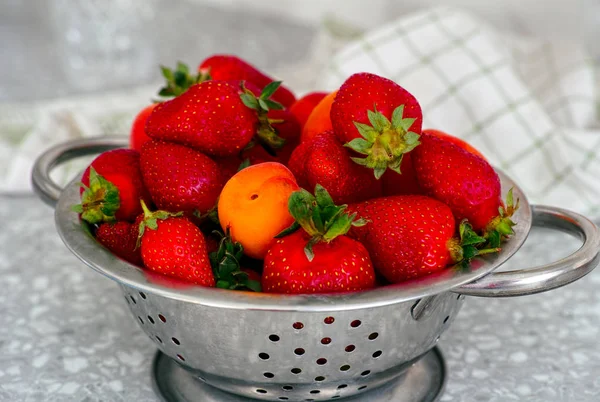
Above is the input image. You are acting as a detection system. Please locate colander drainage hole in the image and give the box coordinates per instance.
[310,390,320,394]
[256,389,267,394]
[372,350,382,358]
[293,322,304,330]
[345,345,355,353]
[282,386,293,391]
[263,372,274,378]
[321,337,331,345]
[315,376,325,382]
[324,316,335,324]
[279,398,289,400]
[139,292,147,299]
[316,358,327,365]
[443,316,450,324]
[340,364,350,371]
[172,337,181,346]
[358,386,367,391]
[177,354,185,361]
[269,334,280,342]
[147,316,155,324]
[158,314,166,323]
[337,384,347,389]
[130,296,136,304]
[291,368,302,374]
[156,336,163,344]
[259,353,270,360]
[138,317,144,325]
[294,348,305,356]
[368,332,379,340]
[361,370,371,376]
[350,320,361,328]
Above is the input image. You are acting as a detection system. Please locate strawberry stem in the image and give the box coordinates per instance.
[448,220,501,264]
[157,62,208,98]
[346,104,420,179]
[279,184,367,261]
[239,81,286,151]
[136,200,183,247]
[72,168,120,224]
[209,229,261,292]
[484,188,519,248]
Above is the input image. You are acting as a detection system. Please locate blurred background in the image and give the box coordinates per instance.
[1,0,599,101]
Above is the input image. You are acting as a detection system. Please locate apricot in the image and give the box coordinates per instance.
[301,90,338,143]
[218,162,300,259]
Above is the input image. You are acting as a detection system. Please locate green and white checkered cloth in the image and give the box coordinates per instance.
[319,7,600,217]
[1,7,599,217]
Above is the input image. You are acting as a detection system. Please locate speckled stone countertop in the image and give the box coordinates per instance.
[1,195,600,402]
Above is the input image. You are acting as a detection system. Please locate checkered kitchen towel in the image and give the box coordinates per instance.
[2,7,599,216]
[319,7,600,217]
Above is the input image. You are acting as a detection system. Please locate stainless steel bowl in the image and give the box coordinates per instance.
[32,137,600,402]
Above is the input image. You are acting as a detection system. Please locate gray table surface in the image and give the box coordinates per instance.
[1,194,599,402]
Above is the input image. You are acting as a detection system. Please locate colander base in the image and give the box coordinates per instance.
[151,347,446,402]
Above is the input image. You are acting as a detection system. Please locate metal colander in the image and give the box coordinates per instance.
[32,137,600,402]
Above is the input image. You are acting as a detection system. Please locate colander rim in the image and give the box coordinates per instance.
[54,169,532,311]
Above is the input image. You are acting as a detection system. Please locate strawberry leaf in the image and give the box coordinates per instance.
[261,81,282,99]
[240,93,259,110]
[367,108,391,132]
[304,237,318,262]
[276,221,301,238]
[264,99,284,110]
[353,122,378,142]
[345,138,371,155]
[75,167,121,224]
[238,159,251,171]
[391,105,405,128]
[373,167,386,180]
[258,98,269,112]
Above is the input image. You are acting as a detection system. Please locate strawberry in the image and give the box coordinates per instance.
[209,229,262,291]
[331,72,423,178]
[381,153,422,196]
[140,140,223,216]
[130,104,157,152]
[424,129,487,160]
[145,81,257,157]
[288,130,381,204]
[347,196,500,283]
[412,132,517,239]
[199,54,296,108]
[262,185,376,294]
[289,91,327,128]
[73,149,151,223]
[96,221,143,265]
[137,202,215,286]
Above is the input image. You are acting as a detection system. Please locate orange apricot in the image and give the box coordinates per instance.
[301,90,338,143]
[218,162,300,259]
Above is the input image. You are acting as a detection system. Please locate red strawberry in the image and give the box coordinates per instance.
[96,221,143,265]
[288,130,381,204]
[138,202,215,286]
[209,230,261,291]
[289,91,327,128]
[412,132,517,236]
[130,104,157,152]
[381,153,422,196]
[424,129,487,160]
[262,185,375,294]
[331,72,423,178]
[347,196,498,283]
[74,149,151,223]
[199,54,296,108]
[145,81,257,157]
[140,140,223,216]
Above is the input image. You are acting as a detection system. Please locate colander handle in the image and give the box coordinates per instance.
[31,136,129,207]
[453,205,600,297]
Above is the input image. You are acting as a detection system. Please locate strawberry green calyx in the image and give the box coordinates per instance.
[239,81,286,151]
[136,200,183,246]
[346,104,421,179]
[278,184,367,261]
[209,229,261,292]
[448,220,501,264]
[72,168,120,224]
[157,62,209,98]
[485,188,520,248]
